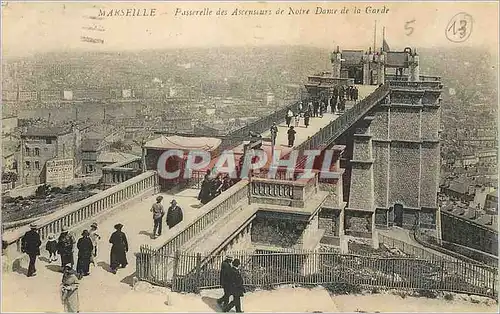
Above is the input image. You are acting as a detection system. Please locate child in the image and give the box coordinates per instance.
[46,234,58,262]
[89,222,101,266]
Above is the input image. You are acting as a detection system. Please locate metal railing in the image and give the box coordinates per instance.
[294,83,390,167]
[166,250,497,298]
[220,101,301,151]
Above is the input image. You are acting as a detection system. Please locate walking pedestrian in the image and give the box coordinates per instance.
[21,223,41,277]
[294,113,300,127]
[60,263,80,313]
[270,122,278,148]
[217,255,234,308]
[46,234,58,263]
[198,175,212,205]
[109,223,128,274]
[285,109,294,127]
[287,126,296,147]
[76,230,93,277]
[57,226,75,271]
[89,223,100,266]
[166,199,183,229]
[223,258,245,313]
[303,110,310,128]
[151,196,165,238]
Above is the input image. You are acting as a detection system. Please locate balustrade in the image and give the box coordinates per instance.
[388,80,443,90]
[250,174,317,206]
[151,180,250,257]
[296,84,390,159]
[220,101,301,151]
[3,171,158,260]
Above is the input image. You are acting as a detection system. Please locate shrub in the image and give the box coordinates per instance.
[416,289,438,299]
[323,282,362,295]
[35,184,50,198]
[444,293,454,301]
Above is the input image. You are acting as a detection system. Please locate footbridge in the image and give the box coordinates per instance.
[6,58,490,311]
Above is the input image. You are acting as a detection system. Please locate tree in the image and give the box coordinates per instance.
[35,184,50,198]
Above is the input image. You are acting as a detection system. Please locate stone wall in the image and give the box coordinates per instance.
[372,142,389,208]
[250,216,303,248]
[441,211,498,256]
[388,142,420,208]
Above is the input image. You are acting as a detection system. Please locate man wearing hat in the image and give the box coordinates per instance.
[217,254,233,308]
[57,226,76,270]
[150,196,165,238]
[21,223,42,277]
[166,199,183,229]
[109,223,128,274]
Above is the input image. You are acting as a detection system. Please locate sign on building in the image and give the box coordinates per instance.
[122,89,132,98]
[63,90,73,100]
[46,159,74,187]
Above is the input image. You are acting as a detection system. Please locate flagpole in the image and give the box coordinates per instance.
[373,20,377,52]
[382,27,385,51]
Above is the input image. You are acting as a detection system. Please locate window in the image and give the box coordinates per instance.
[34,148,40,156]
[25,147,30,156]
[46,139,52,144]
[34,161,40,170]
[25,161,31,169]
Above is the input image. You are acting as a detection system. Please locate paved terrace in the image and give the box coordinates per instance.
[2,85,376,312]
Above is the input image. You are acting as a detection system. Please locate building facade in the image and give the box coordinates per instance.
[19,126,79,186]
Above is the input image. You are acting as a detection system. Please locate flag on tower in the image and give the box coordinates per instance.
[382,27,390,52]
[382,39,390,52]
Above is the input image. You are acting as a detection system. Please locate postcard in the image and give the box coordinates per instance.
[1,1,498,313]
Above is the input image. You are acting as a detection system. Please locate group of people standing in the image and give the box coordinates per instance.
[150,195,184,238]
[21,222,100,278]
[217,255,246,313]
[198,170,234,205]
[329,85,358,113]
[21,221,130,312]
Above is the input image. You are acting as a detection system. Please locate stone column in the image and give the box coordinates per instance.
[435,206,443,245]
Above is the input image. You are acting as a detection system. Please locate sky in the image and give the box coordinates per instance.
[1,1,499,58]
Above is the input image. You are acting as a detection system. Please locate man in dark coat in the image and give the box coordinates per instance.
[287,126,296,147]
[198,176,212,205]
[217,255,233,308]
[303,110,310,128]
[166,199,183,229]
[76,230,93,277]
[109,223,128,274]
[57,226,76,270]
[21,223,42,277]
[223,258,245,313]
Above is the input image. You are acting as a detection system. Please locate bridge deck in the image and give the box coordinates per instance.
[231,84,376,158]
[2,84,378,312]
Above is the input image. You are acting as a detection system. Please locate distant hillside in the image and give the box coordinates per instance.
[3,45,496,144]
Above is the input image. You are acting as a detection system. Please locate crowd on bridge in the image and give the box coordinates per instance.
[197,169,235,205]
[20,220,131,312]
[276,84,359,148]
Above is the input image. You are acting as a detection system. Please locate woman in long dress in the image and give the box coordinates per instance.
[76,230,93,277]
[109,223,128,274]
[61,263,80,313]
